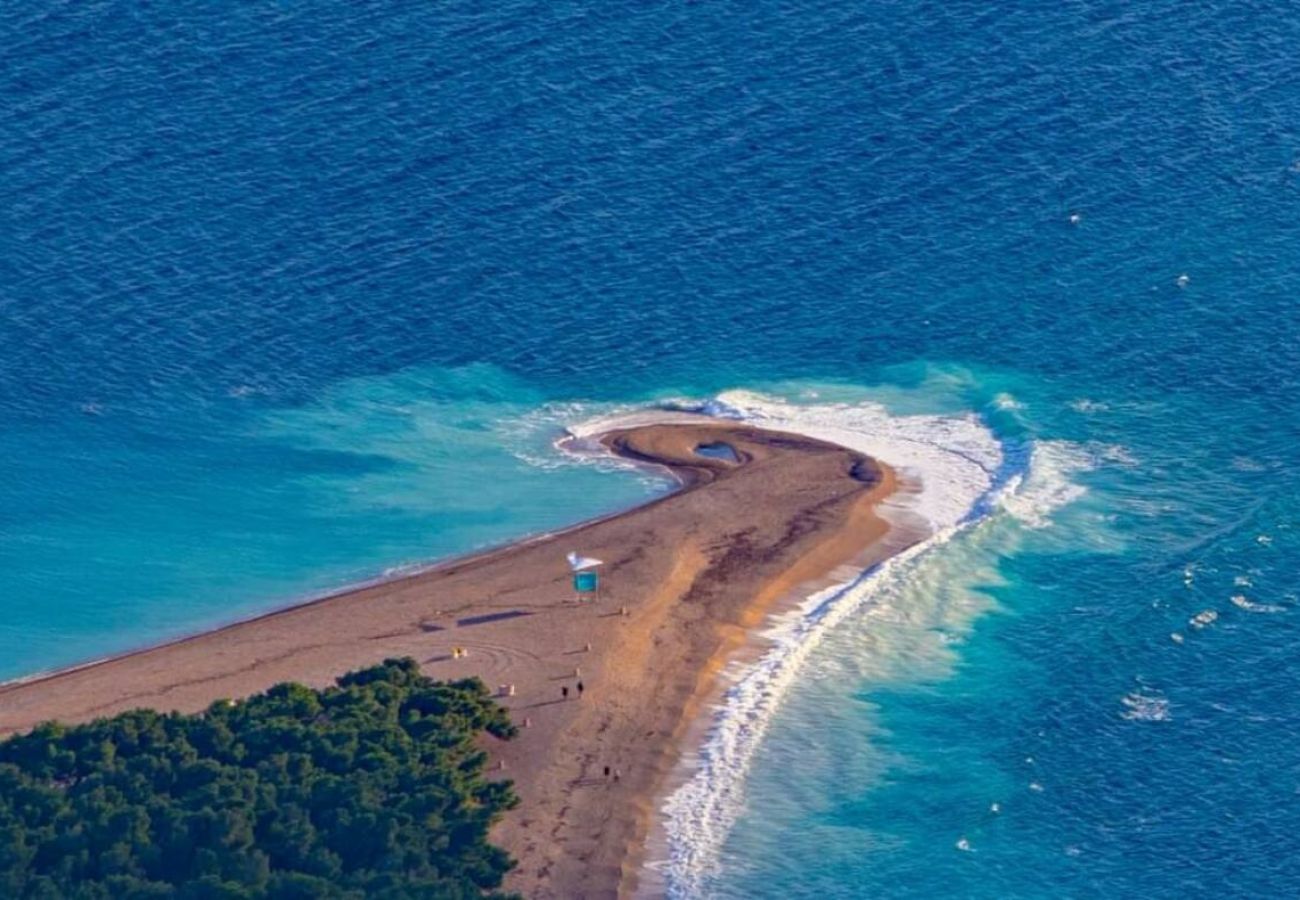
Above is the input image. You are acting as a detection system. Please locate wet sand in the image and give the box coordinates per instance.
[0,421,919,899]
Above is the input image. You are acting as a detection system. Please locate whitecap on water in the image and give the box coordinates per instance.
[1230,594,1285,614]
[1069,398,1108,413]
[1094,443,1138,467]
[995,440,1094,529]
[1121,690,1171,722]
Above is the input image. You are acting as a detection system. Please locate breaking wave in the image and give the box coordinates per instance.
[567,388,1098,897]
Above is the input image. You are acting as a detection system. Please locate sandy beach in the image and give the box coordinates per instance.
[0,421,920,899]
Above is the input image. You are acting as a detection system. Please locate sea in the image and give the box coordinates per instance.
[2,2,1299,897]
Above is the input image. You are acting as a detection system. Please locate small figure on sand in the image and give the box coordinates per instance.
[577,681,585,698]
[603,766,611,779]
[562,686,569,700]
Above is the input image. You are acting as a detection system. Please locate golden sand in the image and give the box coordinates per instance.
[0,423,918,899]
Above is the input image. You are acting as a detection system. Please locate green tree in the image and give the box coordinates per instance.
[0,659,519,898]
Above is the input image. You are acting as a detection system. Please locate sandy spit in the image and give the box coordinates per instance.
[0,423,914,899]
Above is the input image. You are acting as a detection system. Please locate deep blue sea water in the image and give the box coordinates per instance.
[3,1,1299,896]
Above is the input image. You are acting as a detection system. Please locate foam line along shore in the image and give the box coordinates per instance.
[569,392,1021,896]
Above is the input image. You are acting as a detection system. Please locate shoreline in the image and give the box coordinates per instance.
[0,471,677,694]
[634,482,929,898]
[0,417,709,694]
[0,421,917,899]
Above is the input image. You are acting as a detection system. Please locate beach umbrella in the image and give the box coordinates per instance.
[566,551,604,572]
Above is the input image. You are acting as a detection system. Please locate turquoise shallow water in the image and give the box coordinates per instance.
[693,368,1300,898]
[3,1,1300,896]
[0,364,670,678]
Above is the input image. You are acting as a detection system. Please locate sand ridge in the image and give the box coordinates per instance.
[0,423,914,899]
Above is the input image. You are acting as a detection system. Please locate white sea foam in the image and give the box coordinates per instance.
[1230,594,1286,614]
[995,441,1094,529]
[1121,690,1171,722]
[1069,398,1108,414]
[1094,443,1139,467]
[566,389,1098,898]
[381,561,430,578]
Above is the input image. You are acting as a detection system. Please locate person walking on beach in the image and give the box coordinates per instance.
[577,681,585,698]
[562,686,569,701]
[603,766,611,779]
